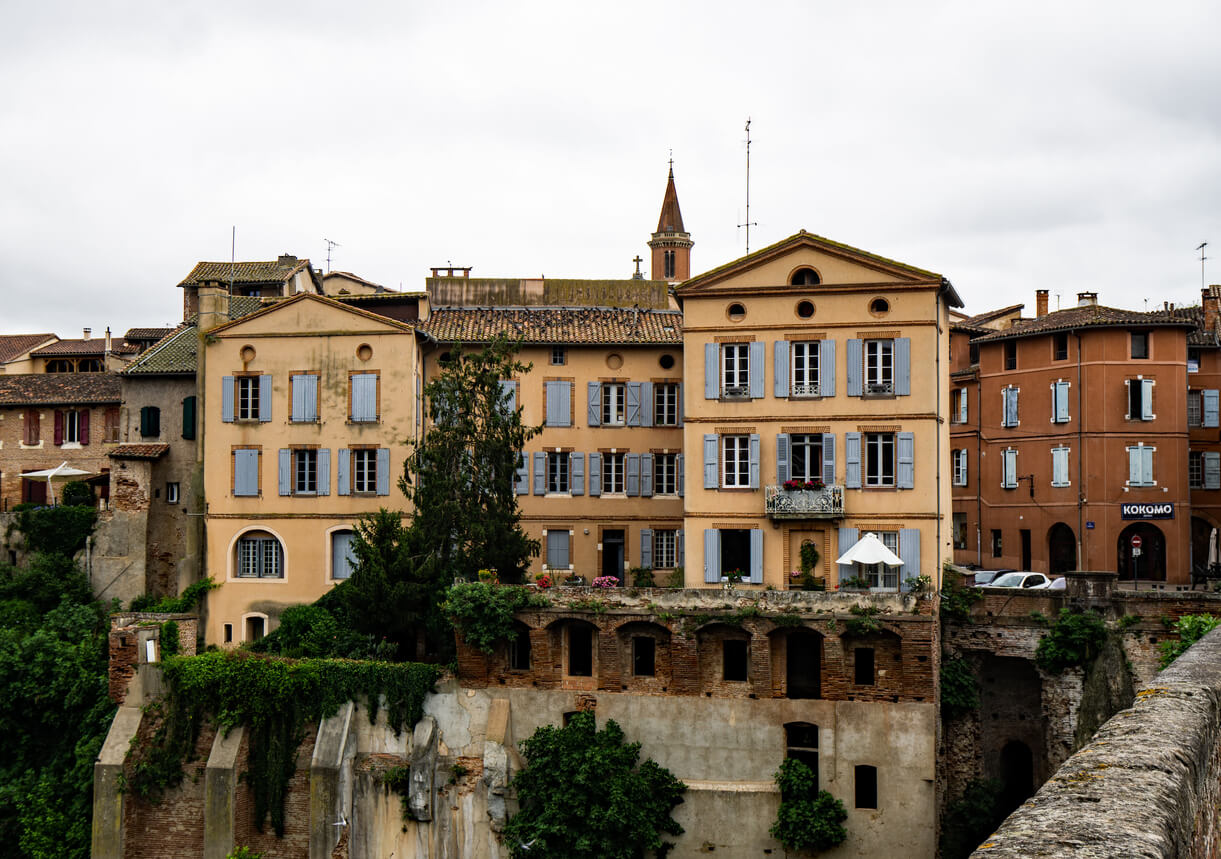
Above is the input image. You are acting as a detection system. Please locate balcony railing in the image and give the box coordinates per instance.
[791,382,820,397]
[765,484,845,520]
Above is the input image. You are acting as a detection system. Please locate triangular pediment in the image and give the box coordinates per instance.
[677,231,943,294]
[209,293,414,338]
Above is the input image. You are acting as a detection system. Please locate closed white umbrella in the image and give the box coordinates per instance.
[835,532,904,567]
[20,461,95,504]
[1209,528,1219,568]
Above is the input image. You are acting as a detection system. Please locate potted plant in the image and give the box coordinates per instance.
[723,569,745,591]
[562,572,586,586]
[477,568,499,585]
[839,574,871,592]
[534,572,554,590]
[793,542,824,591]
[592,575,620,588]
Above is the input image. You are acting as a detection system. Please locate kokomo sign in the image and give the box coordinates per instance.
[1120,502,1175,520]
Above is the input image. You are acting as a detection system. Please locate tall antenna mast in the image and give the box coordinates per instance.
[324,238,341,273]
[228,226,236,319]
[1199,242,1209,290]
[737,118,757,255]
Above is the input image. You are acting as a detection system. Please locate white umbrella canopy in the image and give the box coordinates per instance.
[836,532,904,567]
[20,461,95,504]
[1209,528,1219,568]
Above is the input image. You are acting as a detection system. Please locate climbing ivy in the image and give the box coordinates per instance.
[442,583,550,654]
[843,604,883,636]
[940,657,979,719]
[14,504,97,555]
[939,572,982,622]
[1034,609,1106,674]
[129,577,218,613]
[769,758,848,853]
[125,651,439,835]
[159,621,179,658]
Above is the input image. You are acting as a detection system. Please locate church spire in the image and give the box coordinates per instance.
[649,159,693,281]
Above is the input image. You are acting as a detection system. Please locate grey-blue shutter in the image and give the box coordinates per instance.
[703,434,719,489]
[1205,390,1220,428]
[234,449,259,496]
[278,449,292,496]
[545,382,558,426]
[547,531,570,568]
[776,433,790,483]
[626,382,642,426]
[749,433,760,489]
[376,448,390,495]
[222,376,235,422]
[558,382,571,427]
[899,528,921,590]
[704,529,721,583]
[820,339,836,397]
[640,529,653,568]
[1128,448,1141,484]
[704,343,719,399]
[352,374,377,421]
[822,433,836,485]
[749,529,764,584]
[588,382,601,426]
[641,382,654,427]
[774,340,790,398]
[838,527,859,581]
[895,337,911,396]
[749,341,765,398]
[625,453,641,496]
[293,374,318,421]
[317,448,330,496]
[415,376,422,436]
[641,454,653,497]
[1141,379,1154,420]
[676,383,684,426]
[258,375,272,422]
[337,449,350,495]
[571,453,585,496]
[846,339,863,396]
[333,531,356,579]
[1141,446,1154,484]
[897,432,915,489]
[676,453,685,496]
[1206,452,1221,490]
[676,529,685,567]
[1004,388,1019,427]
[515,452,528,495]
[1052,448,1067,487]
[845,432,862,488]
[1054,381,1070,423]
[589,453,602,497]
[499,380,516,414]
[533,452,546,495]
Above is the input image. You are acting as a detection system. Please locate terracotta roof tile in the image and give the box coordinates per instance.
[0,334,57,363]
[961,304,1024,328]
[123,297,264,376]
[0,373,120,406]
[178,258,313,287]
[971,304,1196,343]
[124,327,175,341]
[108,443,170,460]
[31,338,110,357]
[420,306,683,345]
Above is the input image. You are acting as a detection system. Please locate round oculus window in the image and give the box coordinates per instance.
[796,300,815,319]
[659,353,676,370]
[727,303,746,322]
[870,298,890,315]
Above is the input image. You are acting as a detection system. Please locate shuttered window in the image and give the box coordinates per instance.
[350,373,378,422]
[1002,387,1019,427]
[140,406,161,438]
[1001,449,1017,489]
[233,448,260,496]
[331,530,357,580]
[1052,381,1070,423]
[544,381,572,427]
[1051,447,1070,487]
[292,374,319,422]
[545,530,570,569]
[1127,445,1155,487]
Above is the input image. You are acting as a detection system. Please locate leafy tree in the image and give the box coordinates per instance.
[769,758,848,854]
[1160,614,1221,668]
[503,711,686,858]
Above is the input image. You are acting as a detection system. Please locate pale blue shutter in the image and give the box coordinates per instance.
[258,375,272,422]
[838,527,859,581]
[292,374,318,422]
[547,531,570,569]
[1052,448,1067,487]
[544,382,558,426]
[704,529,721,583]
[626,382,642,426]
[1054,381,1070,423]
[234,449,259,496]
[676,383,684,426]
[1003,450,1016,487]
[626,453,641,496]
[533,452,546,494]
[845,432,862,489]
[333,531,356,580]
[704,343,719,399]
[1205,452,1221,490]
[1141,380,1154,420]
[317,448,330,496]
[959,449,969,486]
[776,433,790,483]
[222,376,235,422]
[558,382,572,427]
[749,529,764,584]
[749,433,761,489]
[820,339,836,397]
[774,341,790,397]
[676,529,685,567]
[278,449,292,496]
[846,339,863,396]
[588,382,601,426]
[897,432,915,489]
[703,434,719,489]
[499,380,516,414]
[337,449,350,495]
[515,452,528,495]
[376,448,390,495]
[749,341,765,398]
[822,433,836,485]
[1004,388,1019,427]
[571,453,585,496]
[899,528,921,590]
[676,454,685,497]
[641,454,653,497]
[640,382,653,427]
[894,338,911,396]
[1205,390,1220,428]
[1142,447,1154,484]
[958,388,968,423]
[589,453,602,497]
[352,374,378,421]
[640,529,653,569]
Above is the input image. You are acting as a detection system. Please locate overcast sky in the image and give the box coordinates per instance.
[2,1,1219,336]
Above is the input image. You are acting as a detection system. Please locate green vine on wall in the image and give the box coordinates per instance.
[843,605,883,636]
[1034,609,1107,674]
[940,656,979,719]
[125,651,440,835]
[1159,614,1221,668]
[13,504,98,554]
[129,577,219,613]
[939,571,982,623]
[442,583,551,655]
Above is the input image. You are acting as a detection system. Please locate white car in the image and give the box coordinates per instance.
[987,572,1052,589]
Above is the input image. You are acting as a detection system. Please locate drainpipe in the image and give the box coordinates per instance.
[1076,330,1084,568]
[935,288,943,578]
[976,367,983,568]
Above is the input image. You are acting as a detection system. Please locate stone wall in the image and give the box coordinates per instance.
[108,613,197,704]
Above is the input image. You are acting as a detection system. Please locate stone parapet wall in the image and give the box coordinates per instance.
[108,612,197,703]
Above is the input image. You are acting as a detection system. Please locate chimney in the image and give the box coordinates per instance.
[1077,292,1098,307]
[83,327,91,339]
[197,285,231,333]
[278,254,298,266]
[1203,287,1219,334]
[104,327,112,354]
[1036,289,1049,318]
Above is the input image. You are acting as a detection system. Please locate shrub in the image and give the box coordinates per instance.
[15,505,97,555]
[1035,609,1106,674]
[160,621,180,658]
[940,657,979,719]
[442,583,546,655]
[769,758,847,853]
[631,566,656,587]
[129,578,219,614]
[665,567,685,588]
[940,571,982,622]
[1159,614,1221,668]
[59,481,95,508]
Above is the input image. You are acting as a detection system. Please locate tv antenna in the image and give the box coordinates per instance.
[323,238,341,273]
[737,118,757,255]
[1198,242,1209,290]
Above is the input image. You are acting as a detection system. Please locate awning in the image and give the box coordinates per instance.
[835,532,904,567]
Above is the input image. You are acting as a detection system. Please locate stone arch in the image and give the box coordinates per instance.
[768,626,823,699]
[615,621,671,691]
[697,623,752,693]
[1116,521,1166,582]
[1191,515,1218,574]
[998,739,1035,817]
[546,618,599,684]
[1047,522,1076,575]
[840,626,903,699]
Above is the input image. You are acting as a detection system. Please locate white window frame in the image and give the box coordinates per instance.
[602,452,626,495]
[166,482,180,504]
[791,434,823,482]
[236,533,284,578]
[655,383,679,426]
[64,409,81,444]
[864,432,895,488]
[1126,377,1155,421]
[722,344,750,397]
[551,346,566,366]
[953,388,968,424]
[653,529,677,569]
[722,435,751,488]
[352,448,377,494]
[952,449,967,487]
[547,451,570,494]
[865,531,900,591]
[236,376,260,421]
[602,382,627,426]
[294,448,318,495]
[330,528,357,581]
[791,341,821,397]
[863,339,894,395]
[1051,446,1071,487]
[654,453,677,495]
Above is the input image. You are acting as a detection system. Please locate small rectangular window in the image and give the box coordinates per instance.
[568,626,593,677]
[1004,341,1017,370]
[992,529,1002,558]
[723,639,749,681]
[601,383,626,425]
[1189,348,1201,373]
[602,452,626,494]
[223,623,233,644]
[969,343,980,365]
[236,377,260,420]
[953,512,968,550]
[510,631,531,671]
[1053,332,1069,361]
[1190,451,1204,489]
[547,451,570,493]
[551,346,566,366]
[854,765,878,809]
[352,449,377,494]
[854,648,875,686]
[654,383,680,426]
[1189,391,1203,427]
[1131,331,1149,359]
[654,454,678,496]
[294,449,318,494]
[632,637,656,677]
[166,482,180,504]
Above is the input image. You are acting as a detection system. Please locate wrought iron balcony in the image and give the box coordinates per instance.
[765,484,845,520]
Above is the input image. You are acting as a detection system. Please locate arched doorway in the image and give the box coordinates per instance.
[998,740,1034,817]
[1116,522,1166,582]
[1191,516,1215,573]
[1047,523,1076,575]
[786,628,822,699]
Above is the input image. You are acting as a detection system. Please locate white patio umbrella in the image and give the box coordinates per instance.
[20,461,95,504]
[1209,528,1219,569]
[835,532,904,567]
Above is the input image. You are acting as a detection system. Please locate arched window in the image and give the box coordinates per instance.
[790,267,820,286]
[664,250,676,279]
[236,530,284,578]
